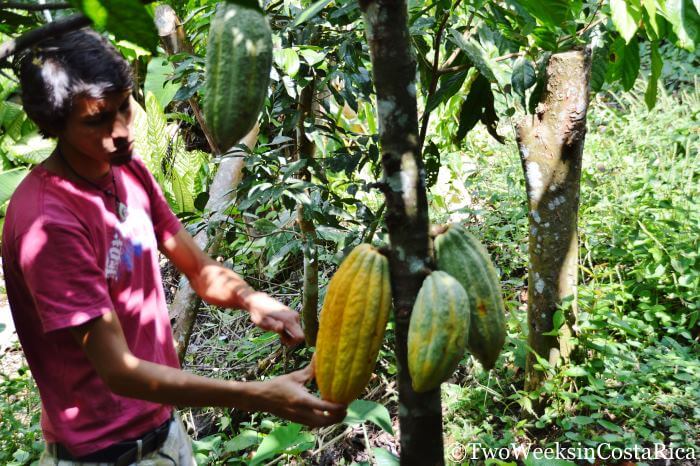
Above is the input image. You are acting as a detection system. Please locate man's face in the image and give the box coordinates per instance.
[57,89,134,166]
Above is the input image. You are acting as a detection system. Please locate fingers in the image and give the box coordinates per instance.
[291,363,314,384]
[285,400,347,428]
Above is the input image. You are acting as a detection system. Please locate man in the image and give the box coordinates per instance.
[2,28,345,465]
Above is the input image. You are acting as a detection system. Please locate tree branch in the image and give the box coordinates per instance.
[0,0,158,63]
[0,2,72,10]
[0,13,91,62]
[417,0,463,151]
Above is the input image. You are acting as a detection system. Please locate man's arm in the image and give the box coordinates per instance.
[160,227,303,345]
[69,310,345,427]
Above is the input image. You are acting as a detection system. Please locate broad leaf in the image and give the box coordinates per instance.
[144,58,179,110]
[611,0,642,43]
[293,0,333,26]
[274,48,301,78]
[373,448,399,466]
[523,457,577,466]
[249,423,311,465]
[170,171,195,213]
[514,0,575,26]
[645,40,663,109]
[425,69,470,114]
[607,36,640,90]
[448,30,497,82]
[224,429,261,452]
[665,0,700,51]
[511,57,536,108]
[528,53,551,113]
[343,400,394,434]
[0,168,29,205]
[423,141,440,188]
[455,74,488,142]
[71,0,159,53]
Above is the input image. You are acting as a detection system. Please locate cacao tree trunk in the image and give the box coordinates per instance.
[516,50,591,409]
[359,1,443,464]
[296,81,319,346]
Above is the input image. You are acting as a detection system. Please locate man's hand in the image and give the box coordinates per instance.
[160,228,305,346]
[256,363,346,428]
[243,291,304,346]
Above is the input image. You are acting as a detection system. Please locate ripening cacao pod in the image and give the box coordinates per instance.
[315,244,392,403]
[203,3,272,152]
[407,271,470,392]
[434,224,506,369]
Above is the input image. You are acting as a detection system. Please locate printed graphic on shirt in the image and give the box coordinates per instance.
[104,206,157,281]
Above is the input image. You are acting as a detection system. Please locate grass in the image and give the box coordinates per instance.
[437,80,700,464]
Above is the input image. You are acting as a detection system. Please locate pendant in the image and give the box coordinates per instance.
[117,201,128,222]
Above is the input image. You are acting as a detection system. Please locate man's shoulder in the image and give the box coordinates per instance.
[4,165,83,240]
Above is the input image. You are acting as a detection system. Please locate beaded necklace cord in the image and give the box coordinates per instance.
[56,147,128,222]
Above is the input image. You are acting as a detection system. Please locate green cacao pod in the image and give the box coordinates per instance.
[315,244,392,404]
[203,3,272,152]
[434,224,506,369]
[407,271,470,393]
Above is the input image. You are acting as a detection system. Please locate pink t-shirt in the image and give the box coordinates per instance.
[1,156,182,457]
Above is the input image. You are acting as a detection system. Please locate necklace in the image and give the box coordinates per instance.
[56,147,128,222]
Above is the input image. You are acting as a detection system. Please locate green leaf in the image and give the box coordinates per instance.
[448,30,496,82]
[274,48,301,77]
[372,448,399,466]
[343,400,394,434]
[563,366,589,377]
[511,57,536,108]
[425,69,470,114]
[72,0,159,53]
[642,0,661,38]
[514,0,575,26]
[293,0,333,26]
[598,419,624,433]
[523,456,577,466]
[144,58,179,110]
[455,74,504,144]
[590,26,609,92]
[250,423,306,465]
[171,171,195,213]
[607,36,640,90]
[455,74,488,142]
[6,133,55,165]
[224,429,261,452]
[528,53,551,113]
[0,168,29,205]
[645,41,663,109]
[664,0,700,51]
[611,0,642,43]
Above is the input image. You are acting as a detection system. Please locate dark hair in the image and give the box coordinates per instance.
[14,28,133,137]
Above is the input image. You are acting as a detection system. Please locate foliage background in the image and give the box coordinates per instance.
[0,0,698,465]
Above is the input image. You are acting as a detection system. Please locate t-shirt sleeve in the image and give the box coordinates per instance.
[133,159,182,244]
[18,222,113,333]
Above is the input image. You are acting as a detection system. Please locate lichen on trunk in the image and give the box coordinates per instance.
[516,50,591,407]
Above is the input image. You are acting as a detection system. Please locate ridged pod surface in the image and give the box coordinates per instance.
[204,3,272,152]
[407,271,470,392]
[315,244,392,404]
[434,224,506,369]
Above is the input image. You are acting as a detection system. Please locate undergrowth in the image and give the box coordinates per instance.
[1,81,698,465]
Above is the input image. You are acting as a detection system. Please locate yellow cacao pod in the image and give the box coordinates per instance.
[315,244,392,404]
